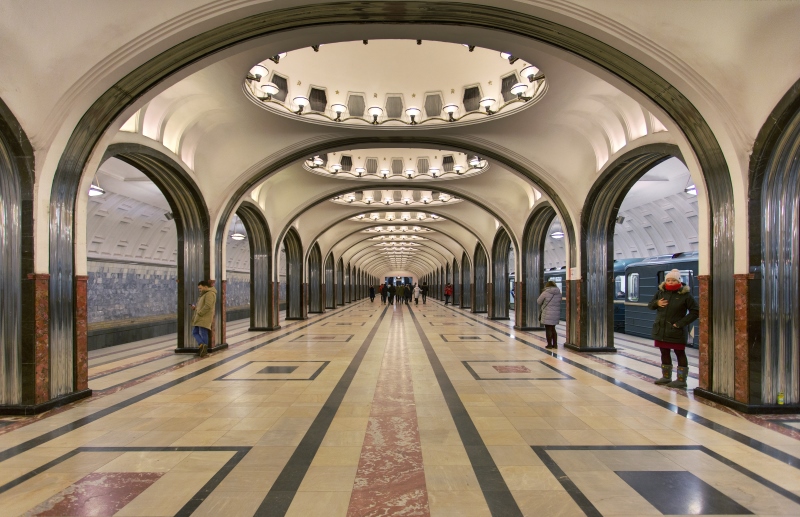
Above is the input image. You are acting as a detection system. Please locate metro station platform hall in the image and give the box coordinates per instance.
[1,2,800,516]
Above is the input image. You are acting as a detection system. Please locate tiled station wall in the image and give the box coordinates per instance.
[87,260,250,350]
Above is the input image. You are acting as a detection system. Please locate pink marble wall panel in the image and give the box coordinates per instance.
[30,273,50,403]
[698,275,710,390]
[734,274,750,403]
[515,280,524,328]
[75,276,88,391]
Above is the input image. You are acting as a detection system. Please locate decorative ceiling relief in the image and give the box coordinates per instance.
[332,189,460,206]
[244,40,545,129]
[351,212,444,223]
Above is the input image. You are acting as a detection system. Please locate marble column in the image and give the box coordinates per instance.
[220,280,227,345]
[269,281,281,330]
[514,280,526,329]
[564,279,582,349]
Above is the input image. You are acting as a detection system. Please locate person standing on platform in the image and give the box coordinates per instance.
[380,283,387,304]
[444,283,453,305]
[404,284,412,304]
[421,282,428,304]
[537,280,561,350]
[369,285,375,302]
[191,280,216,357]
[413,284,421,305]
[388,283,396,305]
[649,269,699,389]
[396,284,405,305]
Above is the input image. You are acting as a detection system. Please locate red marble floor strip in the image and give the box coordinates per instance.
[29,471,163,516]
[347,306,430,517]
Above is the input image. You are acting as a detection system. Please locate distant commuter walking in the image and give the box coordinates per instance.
[404,284,412,304]
[191,280,216,357]
[413,284,421,305]
[649,269,699,389]
[537,280,561,350]
[369,285,375,302]
[444,283,453,305]
[380,283,387,304]
[421,282,428,304]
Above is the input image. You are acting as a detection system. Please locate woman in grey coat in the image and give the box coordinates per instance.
[537,280,562,349]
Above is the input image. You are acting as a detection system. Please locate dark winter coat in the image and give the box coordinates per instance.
[648,283,699,344]
[536,286,561,326]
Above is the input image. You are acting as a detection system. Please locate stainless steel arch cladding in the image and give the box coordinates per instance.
[473,244,488,313]
[491,229,512,320]
[520,203,556,330]
[337,258,344,305]
[284,228,304,320]
[308,243,323,313]
[325,253,335,309]
[461,252,472,309]
[452,259,460,306]
[236,201,274,330]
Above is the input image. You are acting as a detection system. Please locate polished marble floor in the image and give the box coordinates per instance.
[1,300,799,516]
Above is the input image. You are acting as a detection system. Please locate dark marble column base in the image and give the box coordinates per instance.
[0,388,92,416]
[514,325,545,331]
[308,311,324,314]
[564,343,617,353]
[250,325,281,331]
[693,388,800,414]
[490,317,510,321]
[174,343,229,354]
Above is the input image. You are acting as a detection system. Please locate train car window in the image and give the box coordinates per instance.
[552,277,563,293]
[627,273,639,302]
[614,275,626,299]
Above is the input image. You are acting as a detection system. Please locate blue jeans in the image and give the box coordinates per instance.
[192,326,209,346]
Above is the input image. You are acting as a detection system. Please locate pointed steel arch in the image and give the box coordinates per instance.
[452,258,461,306]
[490,228,512,320]
[461,251,472,309]
[100,144,210,361]
[575,145,689,359]
[518,203,557,330]
[235,200,278,331]
[283,228,304,320]
[0,98,35,407]
[473,243,488,313]
[307,242,323,313]
[324,252,335,309]
[336,257,345,305]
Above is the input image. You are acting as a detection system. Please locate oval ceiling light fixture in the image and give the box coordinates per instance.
[354,167,365,177]
[550,231,565,239]
[330,163,342,174]
[230,218,246,240]
[243,41,545,128]
[293,96,309,114]
[480,97,496,115]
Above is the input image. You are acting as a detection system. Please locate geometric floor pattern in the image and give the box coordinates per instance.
[0,300,798,516]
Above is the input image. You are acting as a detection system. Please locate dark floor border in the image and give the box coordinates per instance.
[407,305,523,517]
[534,444,800,512]
[0,445,250,516]
[215,361,330,381]
[441,334,502,343]
[0,301,365,464]
[255,304,389,516]
[435,302,800,470]
[461,360,575,381]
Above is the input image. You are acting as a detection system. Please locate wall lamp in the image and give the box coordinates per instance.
[247,64,268,81]
[443,104,458,122]
[368,106,383,124]
[260,82,279,101]
[406,107,421,124]
[293,96,309,114]
[331,103,346,121]
[269,52,287,64]
[521,65,544,83]
[510,82,532,101]
[480,97,496,115]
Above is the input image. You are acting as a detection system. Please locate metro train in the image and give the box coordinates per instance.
[541,252,699,348]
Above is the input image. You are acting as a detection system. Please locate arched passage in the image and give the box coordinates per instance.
[0,99,36,407]
[490,228,512,320]
[42,2,736,406]
[235,200,278,331]
[307,243,323,314]
[461,252,472,309]
[324,253,335,309]
[746,78,800,408]
[574,146,710,365]
[99,145,210,366]
[283,228,304,320]
[518,203,557,330]
[473,243,488,313]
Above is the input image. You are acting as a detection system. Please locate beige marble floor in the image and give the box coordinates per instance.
[0,299,797,516]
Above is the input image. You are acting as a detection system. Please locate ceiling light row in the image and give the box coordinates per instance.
[353,213,441,222]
